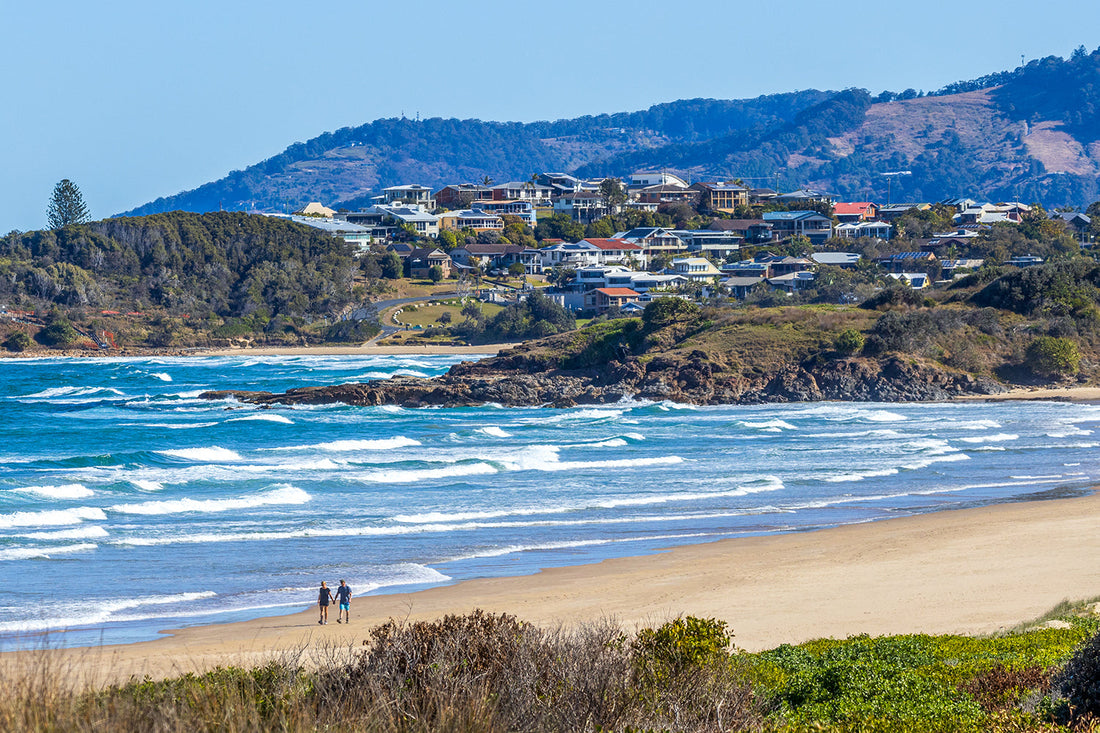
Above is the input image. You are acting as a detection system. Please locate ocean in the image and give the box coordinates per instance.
[0,354,1097,648]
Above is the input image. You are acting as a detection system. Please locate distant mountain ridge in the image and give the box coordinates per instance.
[123,47,1100,216]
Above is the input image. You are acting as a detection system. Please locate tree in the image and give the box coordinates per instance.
[47,179,90,229]
[428,264,444,283]
[599,178,627,214]
[1026,336,1080,378]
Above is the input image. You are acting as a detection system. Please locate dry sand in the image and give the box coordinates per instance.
[10,490,1100,687]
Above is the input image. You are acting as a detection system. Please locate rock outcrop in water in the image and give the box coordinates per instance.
[202,343,1007,409]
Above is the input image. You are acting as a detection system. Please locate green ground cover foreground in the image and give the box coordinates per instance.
[7,602,1100,732]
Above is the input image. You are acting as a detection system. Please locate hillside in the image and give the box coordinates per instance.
[121,92,830,216]
[584,47,1100,206]
[122,47,1100,214]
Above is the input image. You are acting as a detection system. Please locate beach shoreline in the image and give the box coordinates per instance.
[8,488,1100,687]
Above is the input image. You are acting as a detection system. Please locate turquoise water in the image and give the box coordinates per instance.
[0,354,1097,648]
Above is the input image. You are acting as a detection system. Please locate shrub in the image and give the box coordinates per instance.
[437,310,453,324]
[834,328,865,355]
[641,297,700,331]
[35,319,79,346]
[1025,336,1080,378]
[860,285,924,310]
[3,331,33,352]
[428,264,444,283]
[1053,629,1100,726]
[324,318,380,343]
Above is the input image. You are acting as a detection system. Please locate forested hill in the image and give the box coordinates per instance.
[121,91,830,216]
[123,46,1100,215]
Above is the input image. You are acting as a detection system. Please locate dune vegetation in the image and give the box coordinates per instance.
[6,603,1100,732]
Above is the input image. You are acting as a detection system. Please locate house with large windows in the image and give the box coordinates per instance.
[762,211,834,244]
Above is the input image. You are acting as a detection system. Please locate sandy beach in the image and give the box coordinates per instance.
[10,489,1100,687]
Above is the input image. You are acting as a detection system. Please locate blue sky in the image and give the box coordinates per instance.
[2,0,1098,231]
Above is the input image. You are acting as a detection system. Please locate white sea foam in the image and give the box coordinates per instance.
[623,432,646,441]
[530,408,624,424]
[17,526,109,540]
[444,532,727,563]
[134,422,220,430]
[157,447,243,462]
[0,543,98,561]
[740,419,797,431]
[172,390,206,399]
[130,480,164,492]
[824,467,900,483]
[362,463,499,483]
[787,405,907,423]
[16,386,125,400]
[0,591,218,633]
[595,479,782,508]
[227,414,294,424]
[477,426,512,438]
[12,483,94,500]
[150,372,172,382]
[958,433,1019,444]
[272,436,421,452]
[902,453,971,470]
[109,485,310,515]
[0,506,107,529]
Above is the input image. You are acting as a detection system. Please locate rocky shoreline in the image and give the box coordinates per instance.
[201,346,1009,408]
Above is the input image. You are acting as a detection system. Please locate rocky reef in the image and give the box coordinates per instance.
[202,345,1007,409]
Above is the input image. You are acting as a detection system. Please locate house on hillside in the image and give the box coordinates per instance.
[273,214,375,251]
[672,229,742,259]
[721,275,767,299]
[636,184,699,205]
[773,189,833,205]
[836,221,893,240]
[437,209,504,233]
[471,199,536,227]
[877,203,931,222]
[811,252,861,268]
[451,243,541,274]
[1052,211,1092,244]
[553,191,607,223]
[833,202,879,223]
[382,184,435,209]
[586,287,642,313]
[615,227,686,260]
[295,202,336,217]
[879,251,936,272]
[768,271,816,293]
[671,257,722,283]
[761,211,833,244]
[492,181,554,203]
[691,182,749,212]
[435,184,494,209]
[709,218,775,244]
[629,171,689,188]
[407,247,453,279]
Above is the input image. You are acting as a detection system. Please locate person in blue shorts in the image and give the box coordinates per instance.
[335,579,352,624]
[318,581,333,624]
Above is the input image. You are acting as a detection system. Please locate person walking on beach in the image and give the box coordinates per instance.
[335,579,352,624]
[318,581,334,624]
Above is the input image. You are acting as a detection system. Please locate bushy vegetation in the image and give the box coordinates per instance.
[0,212,357,320]
[6,609,1100,732]
[1026,336,1081,379]
[453,291,576,343]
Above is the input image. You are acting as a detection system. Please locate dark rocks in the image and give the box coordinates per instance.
[202,353,1009,409]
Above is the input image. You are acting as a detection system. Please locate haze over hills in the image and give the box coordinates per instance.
[123,47,1100,216]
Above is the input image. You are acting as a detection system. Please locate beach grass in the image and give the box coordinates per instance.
[4,605,1100,732]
